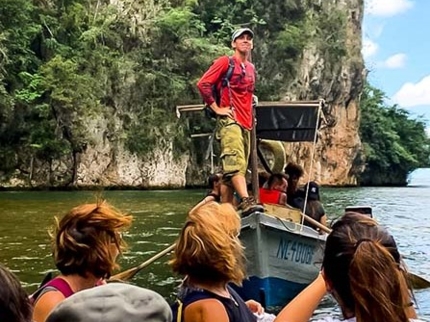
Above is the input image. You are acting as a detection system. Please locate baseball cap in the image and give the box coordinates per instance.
[305,181,320,200]
[232,28,254,41]
[46,283,172,322]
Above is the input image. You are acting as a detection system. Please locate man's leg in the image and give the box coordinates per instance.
[231,174,248,200]
[218,119,262,215]
[220,182,234,204]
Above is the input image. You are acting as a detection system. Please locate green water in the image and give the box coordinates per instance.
[1,172,430,319]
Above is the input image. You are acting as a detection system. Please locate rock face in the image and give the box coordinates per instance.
[0,0,365,189]
[74,117,188,188]
[282,0,365,186]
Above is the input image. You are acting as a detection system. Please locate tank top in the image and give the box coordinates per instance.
[172,285,256,322]
[30,277,74,305]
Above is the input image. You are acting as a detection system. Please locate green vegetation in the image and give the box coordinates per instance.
[0,0,349,185]
[358,82,430,186]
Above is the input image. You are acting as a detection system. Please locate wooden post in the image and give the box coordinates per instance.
[250,106,259,202]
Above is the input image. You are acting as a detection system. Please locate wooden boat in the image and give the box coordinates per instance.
[177,100,326,310]
[234,205,326,311]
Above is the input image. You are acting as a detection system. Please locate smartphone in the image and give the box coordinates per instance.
[345,206,373,218]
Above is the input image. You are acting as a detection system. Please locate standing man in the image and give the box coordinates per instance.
[197,28,263,216]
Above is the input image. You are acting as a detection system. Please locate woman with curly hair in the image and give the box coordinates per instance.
[0,264,32,322]
[31,201,132,322]
[275,212,420,322]
[170,202,263,322]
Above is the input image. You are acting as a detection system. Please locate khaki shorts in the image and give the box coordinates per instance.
[216,117,250,185]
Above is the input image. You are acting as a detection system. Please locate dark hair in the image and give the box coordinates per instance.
[266,173,287,189]
[208,173,221,189]
[258,172,270,187]
[0,264,32,322]
[284,162,304,178]
[323,212,411,322]
[53,201,132,278]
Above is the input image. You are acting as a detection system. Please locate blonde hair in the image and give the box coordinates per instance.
[170,202,245,285]
[52,200,132,278]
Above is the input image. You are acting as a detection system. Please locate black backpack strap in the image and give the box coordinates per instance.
[171,290,215,322]
[221,56,235,87]
[222,56,235,108]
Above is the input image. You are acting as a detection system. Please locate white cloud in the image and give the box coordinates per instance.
[393,75,430,107]
[365,0,414,17]
[362,38,378,59]
[379,53,407,69]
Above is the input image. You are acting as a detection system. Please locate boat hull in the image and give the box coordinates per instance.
[233,211,326,311]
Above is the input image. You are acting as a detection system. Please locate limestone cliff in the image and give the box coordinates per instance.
[278,0,365,186]
[0,0,365,189]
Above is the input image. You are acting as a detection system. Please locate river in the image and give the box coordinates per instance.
[1,169,429,320]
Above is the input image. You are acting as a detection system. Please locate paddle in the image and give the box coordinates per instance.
[109,243,176,282]
[299,212,430,290]
[110,211,430,289]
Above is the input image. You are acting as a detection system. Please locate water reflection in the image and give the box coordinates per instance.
[0,171,429,319]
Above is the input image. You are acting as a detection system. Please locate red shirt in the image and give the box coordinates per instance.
[259,188,282,204]
[197,55,255,130]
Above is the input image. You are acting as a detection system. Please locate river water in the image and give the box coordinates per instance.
[0,169,429,320]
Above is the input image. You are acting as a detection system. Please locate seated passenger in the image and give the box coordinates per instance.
[0,263,32,322]
[284,163,304,207]
[170,202,264,322]
[46,283,172,322]
[189,173,222,214]
[293,181,327,232]
[274,212,418,322]
[31,201,132,322]
[259,173,288,205]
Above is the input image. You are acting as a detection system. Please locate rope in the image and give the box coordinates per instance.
[299,101,323,231]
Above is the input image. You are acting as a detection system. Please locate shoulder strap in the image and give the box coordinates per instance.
[172,291,216,322]
[47,278,74,298]
[221,56,235,87]
[30,277,74,304]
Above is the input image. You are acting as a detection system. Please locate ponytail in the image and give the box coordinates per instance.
[322,212,414,322]
[349,240,409,322]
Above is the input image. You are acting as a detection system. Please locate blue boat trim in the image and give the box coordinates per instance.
[231,276,308,311]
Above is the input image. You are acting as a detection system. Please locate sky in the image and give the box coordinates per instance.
[362,0,430,131]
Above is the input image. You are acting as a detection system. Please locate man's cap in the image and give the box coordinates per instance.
[46,283,172,322]
[232,28,254,41]
[305,181,320,200]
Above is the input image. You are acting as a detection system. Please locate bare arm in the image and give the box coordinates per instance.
[275,273,326,322]
[33,291,65,322]
[184,299,229,322]
[189,196,216,214]
[278,193,287,206]
[320,215,327,227]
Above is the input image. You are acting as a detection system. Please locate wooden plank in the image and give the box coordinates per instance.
[263,203,302,223]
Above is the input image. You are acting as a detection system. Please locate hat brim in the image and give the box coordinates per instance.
[232,30,254,41]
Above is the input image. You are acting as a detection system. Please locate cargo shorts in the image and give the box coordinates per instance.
[215,116,250,185]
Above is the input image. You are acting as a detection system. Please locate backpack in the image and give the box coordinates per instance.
[204,56,235,119]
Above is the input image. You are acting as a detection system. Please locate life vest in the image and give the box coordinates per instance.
[259,188,282,204]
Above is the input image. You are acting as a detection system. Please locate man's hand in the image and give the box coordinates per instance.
[211,105,234,118]
[252,94,259,107]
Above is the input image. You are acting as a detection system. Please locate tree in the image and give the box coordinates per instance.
[358,82,430,186]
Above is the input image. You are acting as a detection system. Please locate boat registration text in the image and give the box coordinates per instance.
[276,238,315,265]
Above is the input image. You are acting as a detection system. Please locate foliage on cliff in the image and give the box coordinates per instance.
[359,82,430,186]
[0,0,349,184]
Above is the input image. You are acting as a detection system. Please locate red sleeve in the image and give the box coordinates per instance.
[197,56,229,106]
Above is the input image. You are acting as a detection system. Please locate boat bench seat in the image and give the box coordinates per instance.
[263,203,302,224]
